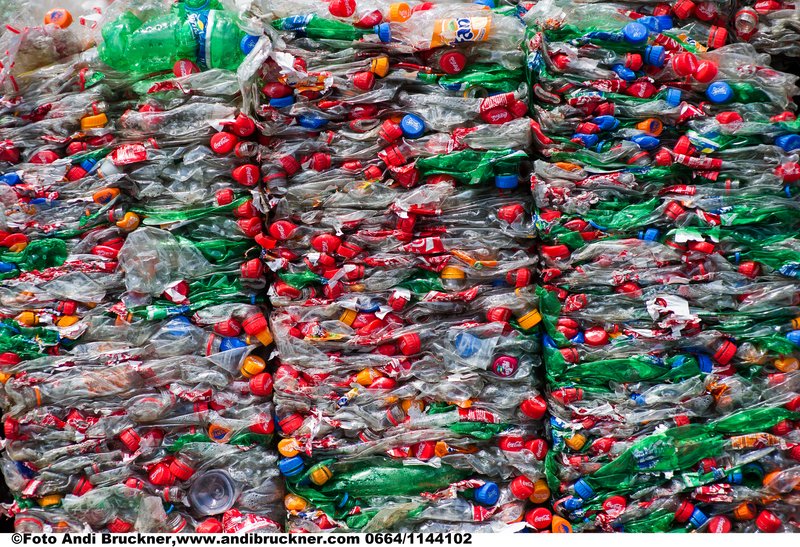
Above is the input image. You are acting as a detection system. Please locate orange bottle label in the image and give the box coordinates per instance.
[430,17,491,49]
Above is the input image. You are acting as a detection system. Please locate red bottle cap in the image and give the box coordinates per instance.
[250,373,274,397]
[674,500,695,523]
[240,258,264,279]
[169,458,195,481]
[215,188,235,206]
[716,111,742,125]
[268,220,297,240]
[231,114,256,137]
[66,141,87,155]
[755,510,781,533]
[509,476,535,500]
[583,326,609,346]
[232,164,260,186]
[437,50,467,74]
[526,438,549,460]
[540,245,570,260]
[525,507,552,530]
[262,82,292,98]
[602,495,627,514]
[351,71,375,91]
[65,166,88,181]
[693,61,718,83]
[707,26,728,49]
[337,241,363,259]
[210,132,238,154]
[279,413,304,435]
[30,150,60,164]
[173,59,200,77]
[214,319,242,337]
[713,340,737,365]
[520,395,547,419]
[673,0,696,19]
[328,0,356,17]
[480,106,513,125]
[625,52,643,71]
[672,52,699,77]
[626,80,656,98]
[737,260,760,278]
[706,515,731,533]
[107,518,133,533]
[118,428,141,452]
[310,233,341,253]
[148,462,175,486]
[674,135,695,155]
[397,332,422,355]
[237,217,262,237]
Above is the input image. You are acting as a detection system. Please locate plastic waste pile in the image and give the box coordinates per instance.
[524,0,800,533]
[0,0,281,533]
[261,0,552,533]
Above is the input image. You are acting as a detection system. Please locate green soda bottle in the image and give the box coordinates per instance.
[272,14,388,42]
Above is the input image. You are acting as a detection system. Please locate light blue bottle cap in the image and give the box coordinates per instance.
[706,81,733,104]
[665,88,682,107]
[622,22,649,44]
[400,114,426,138]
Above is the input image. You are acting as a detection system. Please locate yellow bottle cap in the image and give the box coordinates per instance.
[0,372,12,384]
[80,113,108,131]
[441,266,466,280]
[38,495,62,507]
[15,311,39,326]
[370,56,390,78]
[284,494,309,512]
[552,515,573,533]
[93,187,120,204]
[635,118,663,136]
[309,464,332,486]
[240,355,266,378]
[339,309,358,326]
[355,368,383,386]
[116,212,140,231]
[774,356,799,373]
[518,309,542,330]
[529,479,550,504]
[278,438,300,457]
[9,242,27,253]
[56,315,80,327]
[388,3,411,22]
[434,441,450,458]
[254,329,274,346]
[792,316,800,329]
[401,399,424,413]
[564,433,587,451]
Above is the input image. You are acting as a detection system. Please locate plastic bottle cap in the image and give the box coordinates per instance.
[173,59,200,77]
[756,510,782,533]
[674,500,695,523]
[707,515,731,533]
[518,309,542,330]
[693,61,718,83]
[510,476,534,499]
[706,81,733,104]
[655,15,673,30]
[269,96,295,108]
[672,52,698,77]
[631,134,660,150]
[309,464,333,486]
[622,22,649,44]
[400,114,426,138]
[673,0,696,19]
[775,134,800,152]
[397,332,421,355]
[241,355,266,378]
[80,113,108,131]
[495,174,519,189]
[642,228,660,241]
[520,396,547,419]
[644,45,665,67]
[196,519,224,533]
[297,115,329,130]
[525,508,552,530]
[374,23,392,43]
[441,265,466,280]
[387,3,411,22]
[210,132,238,154]
[637,16,661,32]
[241,35,259,55]
[44,8,72,28]
[474,0,495,6]
[698,354,713,373]
[232,164,260,186]
[665,88,682,107]
[474,482,500,505]
[438,51,467,74]
[708,25,727,49]
[593,115,619,131]
[573,478,594,500]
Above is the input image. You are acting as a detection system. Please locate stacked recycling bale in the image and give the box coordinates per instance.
[524,0,800,533]
[261,0,552,532]
[0,1,282,533]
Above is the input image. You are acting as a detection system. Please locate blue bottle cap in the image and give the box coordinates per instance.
[612,64,636,82]
[240,34,259,55]
[297,115,329,130]
[665,87,682,107]
[637,16,661,32]
[631,393,646,406]
[706,81,733,104]
[374,23,392,43]
[671,355,687,369]
[542,334,556,348]
[787,329,800,346]
[278,456,305,477]
[775,134,800,152]
[698,354,714,373]
[689,508,708,528]
[494,174,519,189]
[336,493,350,508]
[630,134,660,150]
[474,482,500,506]
[400,114,426,138]
[0,172,21,186]
[655,15,673,31]
[642,228,659,241]
[0,262,16,273]
[80,158,98,172]
[454,332,484,358]
[219,337,247,352]
[644,45,665,67]
[592,115,619,131]
[574,478,594,500]
[269,95,294,109]
[571,331,585,344]
[473,0,495,7]
[622,22,649,44]
[727,469,743,484]
[359,301,381,314]
[573,133,599,147]
[563,497,583,511]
